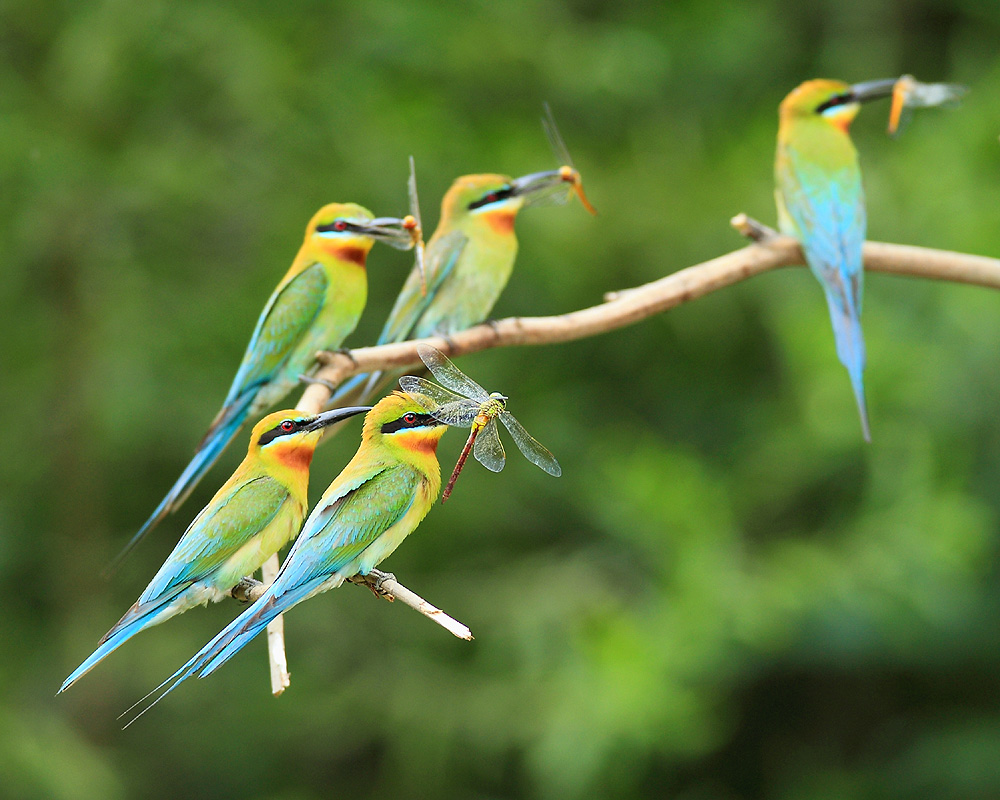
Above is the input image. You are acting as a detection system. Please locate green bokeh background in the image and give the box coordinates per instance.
[3,1,1000,797]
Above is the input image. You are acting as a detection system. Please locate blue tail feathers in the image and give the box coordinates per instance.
[60,602,175,693]
[823,289,871,442]
[847,361,871,443]
[108,393,256,571]
[121,579,327,725]
[195,580,321,678]
[121,592,283,725]
[118,604,270,726]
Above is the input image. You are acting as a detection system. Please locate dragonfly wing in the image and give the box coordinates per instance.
[543,102,575,169]
[499,411,562,476]
[407,156,426,283]
[397,376,480,426]
[890,79,968,136]
[472,419,506,473]
[521,185,573,209]
[905,80,968,108]
[398,375,464,406]
[416,345,490,403]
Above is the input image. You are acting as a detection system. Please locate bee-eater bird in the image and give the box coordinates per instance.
[775,78,897,442]
[126,392,447,720]
[60,405,371,692]
[336,168,593,401]
[118,206,414,564]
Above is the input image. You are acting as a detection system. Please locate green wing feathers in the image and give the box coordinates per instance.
[228,263,329,400]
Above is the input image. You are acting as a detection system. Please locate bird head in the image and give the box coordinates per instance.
[364,392,447,462]
[306,203,415,266]
[780,78,897,133]
[440,170,580,235]
[251,406,371,471]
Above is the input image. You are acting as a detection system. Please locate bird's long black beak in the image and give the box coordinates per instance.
[850,78,898,104]
[304,406,371,431]
[359,217,416,251]
[510,169,567,198]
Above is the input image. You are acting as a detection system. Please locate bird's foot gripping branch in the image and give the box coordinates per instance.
[348,570,474,641]
[231,567,473,642]
[256,213,1000,697]
[230,576,264,603]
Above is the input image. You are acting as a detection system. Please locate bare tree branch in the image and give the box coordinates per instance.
[231,571,472,654]
[257,214,1000,693]
[300,216,1000,391]
[261,555,290,696]
[346,570,474,641]
[254,380,478,694]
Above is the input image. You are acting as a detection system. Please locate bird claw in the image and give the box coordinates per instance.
[333,346,358,366]
[230,576,264,603]
[367,568,396,601]
[348,569,396,601]
[298,373,338,392]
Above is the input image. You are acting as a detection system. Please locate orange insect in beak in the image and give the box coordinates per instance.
[559,165,597,215]
[888,76,910,136]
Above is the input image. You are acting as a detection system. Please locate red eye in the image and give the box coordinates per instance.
[333,220,347,231]
[403,413,417,424]
[485,193,497,203]
[281,420,295,432]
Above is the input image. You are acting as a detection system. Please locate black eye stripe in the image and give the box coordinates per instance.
[315,219,361,233]
[816,92,855,114]
[467,186,515,211]
[380,412,439,434]
[258,419,301,446]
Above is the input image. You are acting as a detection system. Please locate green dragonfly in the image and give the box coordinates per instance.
[399,345,561,502]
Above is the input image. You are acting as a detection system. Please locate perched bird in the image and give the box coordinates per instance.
[60,405,370,692]
[337,168,593,400]
[775,78,896,441]
[119,206,414,563]
[127,392,447,718]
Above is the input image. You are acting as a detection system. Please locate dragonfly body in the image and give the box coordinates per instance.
[444,393,507,501]
[399,346,559,502]
[475,394,507,428]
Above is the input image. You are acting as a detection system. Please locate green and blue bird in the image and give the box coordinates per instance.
[775,78,897,441]
[60,405,370,692]
[127,392,448,717]
[337,167,594,401]
[119,205,414,563]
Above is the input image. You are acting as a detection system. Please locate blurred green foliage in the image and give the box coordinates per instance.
[2,0,1000,797]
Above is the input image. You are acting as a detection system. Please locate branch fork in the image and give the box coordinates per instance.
[257,213,1000,694]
